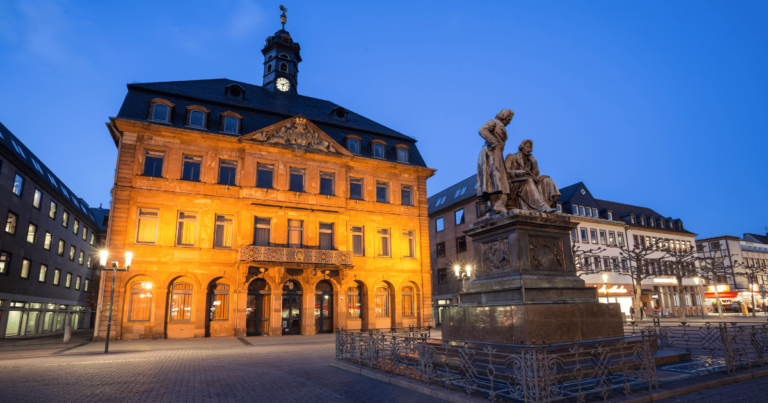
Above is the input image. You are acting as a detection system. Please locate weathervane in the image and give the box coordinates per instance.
[280,5,287,30]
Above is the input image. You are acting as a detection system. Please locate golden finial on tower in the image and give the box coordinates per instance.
[280,5,287,30]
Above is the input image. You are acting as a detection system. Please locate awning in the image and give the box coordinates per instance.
[705,292,739,299]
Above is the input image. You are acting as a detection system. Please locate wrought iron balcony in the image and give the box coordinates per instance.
[238,244,352,265]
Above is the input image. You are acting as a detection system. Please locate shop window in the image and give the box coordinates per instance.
[375,286,389,317]
[129,281,153,321]
[402,287,415,316]
[170,283,193,321]
[347,284,362,318]
[210,283,230,321]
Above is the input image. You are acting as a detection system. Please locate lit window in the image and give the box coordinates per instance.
[599,230,607,245]
[218,159,237,186]
[402,287,415,316]
[375,286,389,317]
[12,173,24,196]
[78,251,84,265]
[33,189,42,209]
[396,147,408,163]
[39,264,47,283]
[75,276,81,290]
[210,283,230,321]
[176,211,198,247]
[49,200,58,220]
[590,229,598,244]
[21,259,31,279]
[289,167,305,192]
[435,217,444,232]
[151,103,169,122]
[129,281,153,321]
[44,232,52,250]
[90,233,95,245]
[87,255,92,268]
[137,208,159,244]
[349,177,364,200]
[5,212,18,234]
[84,279,90,292]
[170,283,193,321]
[455,208,465,225]
[257,163,274,189]
[376,181,389,203]
[373,143,385,159]
[182,155,202,181]
[82,227,87,241]
[253,217,271,246]
[319,172,335,196]
[57,240,65,256]
[347,138,360,154]
[188,110,205,128]
[403,230,416,258]
[288,220,303,247]
[608,232,616,245]
[0,251,11,274]
[27,223,37,244]
[214,215,234,249]
[401,185,413,206]
[53,269,61,285]
[319,223,334,250]
[617,233,625,246]
[223,116,239,134]
[347,284,362,318]
[351,226,364,256]
[69,246,75,261]
[376,228,391,257]
[73,219,80,235]
[65,272,72,288]
[143,150,164,177]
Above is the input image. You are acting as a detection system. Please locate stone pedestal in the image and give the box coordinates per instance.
[442,209,624,344]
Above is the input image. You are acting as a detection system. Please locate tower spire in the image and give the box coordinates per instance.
[280,5,287,30]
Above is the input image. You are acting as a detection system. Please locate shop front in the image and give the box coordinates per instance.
[589,283,635,319]
[705,284,766,314]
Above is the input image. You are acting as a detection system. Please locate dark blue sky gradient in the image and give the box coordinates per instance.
[1,1,766,239]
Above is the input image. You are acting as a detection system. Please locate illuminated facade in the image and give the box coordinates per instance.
[95,25,434,340]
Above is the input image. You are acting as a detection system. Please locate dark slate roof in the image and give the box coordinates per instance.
[89,207,110,231]
[427,174,477,215]
[0,121,98,226]
[557,182,581,203]
[744,233,768,245]
[117,79,426,167]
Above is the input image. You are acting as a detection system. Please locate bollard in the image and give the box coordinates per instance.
[63,313,72,343]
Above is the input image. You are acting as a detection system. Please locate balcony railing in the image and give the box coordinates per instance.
[238,244,352,265]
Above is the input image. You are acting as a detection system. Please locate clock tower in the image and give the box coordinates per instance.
[262,6,301,95]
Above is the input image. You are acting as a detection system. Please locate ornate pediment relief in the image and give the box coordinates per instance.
[241,115,351,157]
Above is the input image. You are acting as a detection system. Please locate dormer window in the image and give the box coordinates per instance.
[372,142,386,159]
[347,137,360,154]
[649,219,654,227]
[640,217,645,226]
[220,112,243,134]
[572,205,579,215]
[226,84,245,99]
[607,212,612,220]
[579,206,585,216]
[186,106,209,129]
[395,146,409,163]
[659,219,664,228]
[630,216,636,224]
[150,99,174,123]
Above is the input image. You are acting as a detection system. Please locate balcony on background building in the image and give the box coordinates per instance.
[238,243,352,265]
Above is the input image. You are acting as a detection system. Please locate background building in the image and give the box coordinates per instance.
[428,176,700,323]
[0,122,100,338]
[96,23,435,340]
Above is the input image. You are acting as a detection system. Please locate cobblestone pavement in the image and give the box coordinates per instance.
[0,332,446,403]
[656,376,768,402]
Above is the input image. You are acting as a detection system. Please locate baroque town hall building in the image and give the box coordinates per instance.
[96,22,434,339]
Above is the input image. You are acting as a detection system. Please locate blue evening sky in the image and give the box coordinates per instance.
[0,1,766,239]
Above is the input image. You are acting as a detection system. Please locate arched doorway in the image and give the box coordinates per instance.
[282,280,302,335]
[315,280,333,334]
[246,279,270,336]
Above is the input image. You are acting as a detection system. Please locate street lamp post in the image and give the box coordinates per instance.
[100,250,132,354]
[453,264,472,305]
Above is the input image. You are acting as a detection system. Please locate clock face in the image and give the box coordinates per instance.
[276,77,291,92]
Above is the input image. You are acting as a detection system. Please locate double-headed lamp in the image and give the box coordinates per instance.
[454,265,460,277]
[694,277,700,285]
[465,265,472,277]
[99,250,109,267]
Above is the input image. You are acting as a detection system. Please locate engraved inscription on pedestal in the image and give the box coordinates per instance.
[482,238,510,273]
[528,235,564,271]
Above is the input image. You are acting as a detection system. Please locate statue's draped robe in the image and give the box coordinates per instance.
[505,151,561,212]
[477,119,510,201]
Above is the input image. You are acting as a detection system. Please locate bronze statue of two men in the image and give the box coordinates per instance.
[477,109,561,215]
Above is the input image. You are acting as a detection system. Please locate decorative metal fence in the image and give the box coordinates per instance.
[336,329,658,402]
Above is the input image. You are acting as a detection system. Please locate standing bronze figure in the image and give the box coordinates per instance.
[477,109,514,214]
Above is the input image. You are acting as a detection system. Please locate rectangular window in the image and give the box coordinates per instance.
[347,286,362,318]
[617,233,624,246]
[607,212,613,220]
[287,167,304,192]
[13,173,25,196]
[75,276,82,290]
[604,257,612,271]
[87,255,92,268]
[456,236,467,253]
[27,223,37,244]
[437,268,448,284]
[90,233,95,246]
[608,231,616,245]
[214,214,234,249]
[43,232,52,250]
[21,259,31,279]
[49,200,57,219]
[349,177,364,200]
[590,229,598,244]
[593,208,599,217]
[62,210,69,228]
[65,273,72,288]
[53,269,61,285]
[218,159,237,186]
[170,283,193,321]
[375,286,389,317]
[129,282,152,321]
[256,163,274,189]
[594,257,602,271]
[403,230,416,257]
[211,284,229,320]
[137,208,159,244]
[38,264,47,283]
[571,229,578,243]
[585,208,592,217]
[455,208,465,225]
[253,217,271,246]
[73,219,80,235]
[580,228,588,243]
[436,217,444,232]
[84,279,90,292]
[181,155,202,181]
[69,246,75,261]
[142,149,164,177]
[376,181,389,203]
[579,206,585,216]
[401,185,413,206]
[33,189,42,209]
[351,226,364,256]
[78,251,84,265]
[377,228,391,257]
[599,230,607,245]
[319,223,334,250]
[319,172,335,196]
[288,220,303,247]
[5,211,18,234]
[82,227,87,241]
[402,287,414,316]
[436,242,446,258]
[57,240,65,256]
[176,211,198,246]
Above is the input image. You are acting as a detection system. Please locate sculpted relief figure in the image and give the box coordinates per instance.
[505,139,560,213]
[477,109,514,214]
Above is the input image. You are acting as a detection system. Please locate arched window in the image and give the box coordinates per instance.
[188,110,205,128]
[373,143,385,159]
[267,64,273,73]
[347,284,362,318]
[375,285,389,317]
[402,286,415,316]
[223,116,240,134]
[210,283,229,321]
[267,55,274,61]
[129,281,153,322]
[170,283,193,322]
[280,63,288,72]
[395,147,408,163]
[152,104,169,122]
[278,54,289,59]
[347,138,360,155]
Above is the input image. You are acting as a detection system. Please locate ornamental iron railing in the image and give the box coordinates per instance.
[238,245,352,265]
[335,329,658,402]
